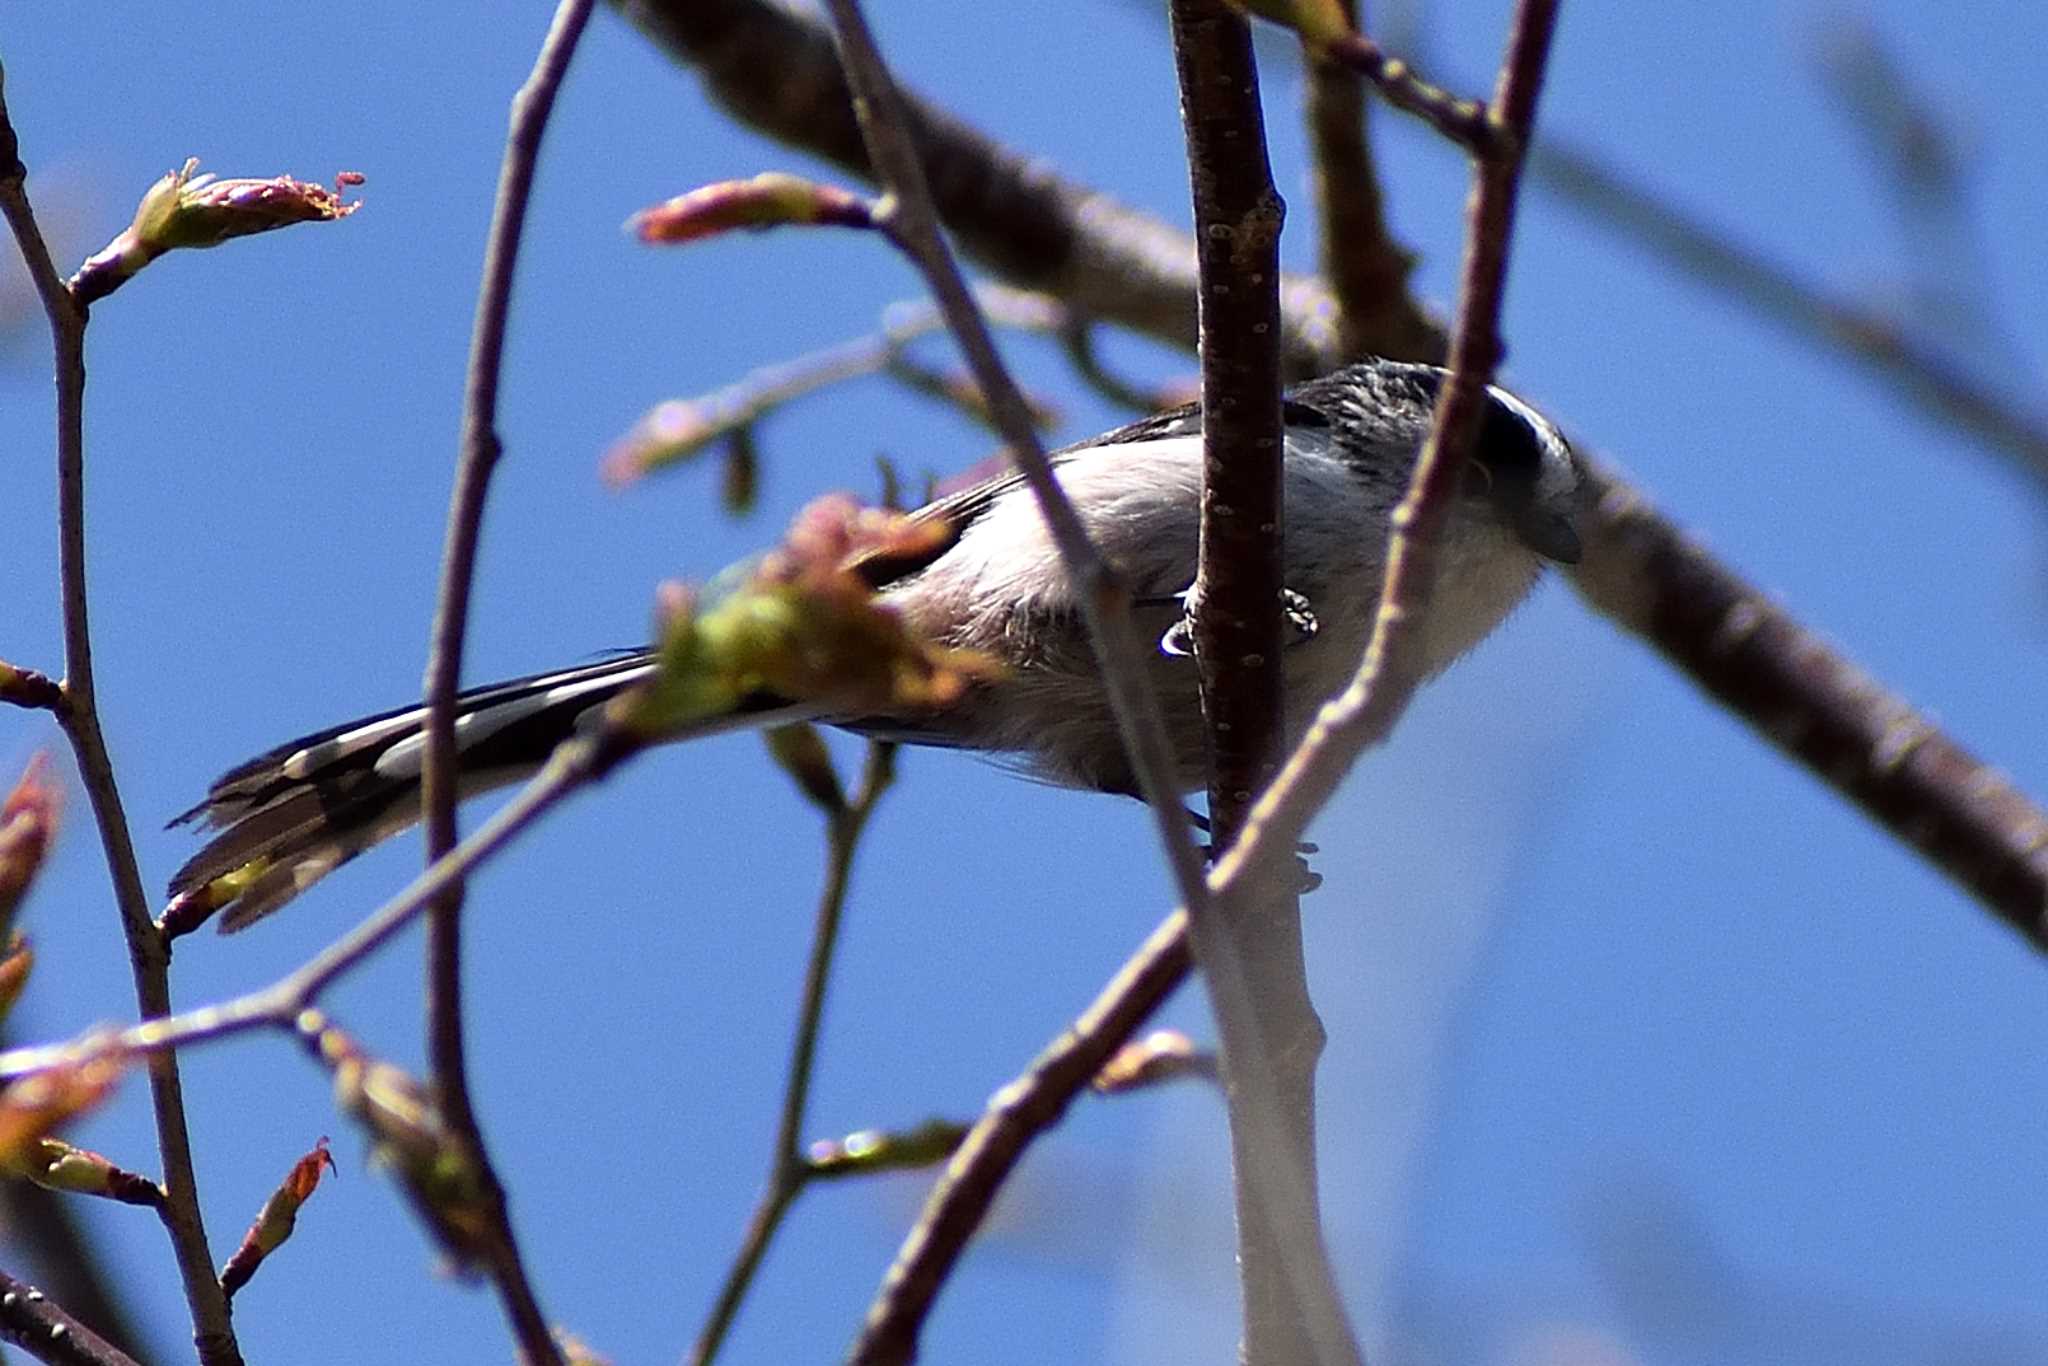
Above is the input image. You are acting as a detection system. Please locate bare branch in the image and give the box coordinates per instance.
[690,742,895,1366]
[1211,0,1561,904]
[850,912,1193,1366]
[612,0,1338,375]
[415,5,595,1360]
[1172,2,1357,1363]
[1569,462,2048,939]
[0,734,617,1082]
[0,59,240,1366]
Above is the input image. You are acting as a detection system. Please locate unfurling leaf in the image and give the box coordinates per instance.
[8,1137,164,1207]
[600,400,724,488]
[627,172,874,244]
[807,1118,969,1179]
[1092,1029,1220,1094]
[221,1137,337,1299]
[612,496,1000,740]
[156,855,274,941]
[71,159,364,303]
[309,1016,494,1271]
[1230,0,1352,50]
[0,757,58,941]
[0,1055,123,1171]
[765,724,846,813]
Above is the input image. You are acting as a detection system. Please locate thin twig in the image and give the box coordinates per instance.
[1171,3,1357,1364]
[0,662,63,711]
[851,912,1193,1366]
[1530,137,2048,492]
[0,735,621,1080]
[1211,0,1560,900]
[0,1264,141,1366]
[613,0,1338,376]
[1302,1,1437,364]
[1324,30,1503,155]
[0,1181,150,1362]
[0,61,240,1366]
[690,741,895,1366]
[419,5,593,1362]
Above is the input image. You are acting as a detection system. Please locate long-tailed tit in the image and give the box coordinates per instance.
[169,358,1583,930]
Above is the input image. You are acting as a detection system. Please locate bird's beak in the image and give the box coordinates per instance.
[1508,500,1583,565]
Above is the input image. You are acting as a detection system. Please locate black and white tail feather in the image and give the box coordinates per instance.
[166,656,812,931]
[168,359,1584,932]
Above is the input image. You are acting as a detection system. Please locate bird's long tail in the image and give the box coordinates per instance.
[166,652,796,932]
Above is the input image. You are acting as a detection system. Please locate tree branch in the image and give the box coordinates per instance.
[1569,461,2048,938]
[1171,3,1356,1363]
[689,740,895,1366]
[416,7,594,1362]
[0,60,240,1366]
[610,0,1338,376]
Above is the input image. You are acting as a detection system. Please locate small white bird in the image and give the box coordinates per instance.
[169,358,1582,930]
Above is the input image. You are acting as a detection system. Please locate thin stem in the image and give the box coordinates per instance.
[690,742,895,1366]
[0,61,240,1366]
[0,735,617,1082]
[1304,1,1438,364]
[850,912,1193,1366]
[420,5,593,1362]
[1529,136,2048,492]
[824,6,1364,1359]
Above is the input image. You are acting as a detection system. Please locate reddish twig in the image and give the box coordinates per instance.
[0,59,240,1366]
[418,4,595,1362]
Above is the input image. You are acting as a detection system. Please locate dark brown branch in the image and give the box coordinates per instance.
[1569,462,2048,940]
[611,0,1337,376]
[0,1181,150,1362]
[0,60,241,1366]
[1211,0,1561,907]
[0,1265,141,1366]
[689,741,895,1366]
[418,5,593,1362]
[1172,3,1356,1364]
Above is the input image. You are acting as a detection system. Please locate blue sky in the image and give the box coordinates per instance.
[2,3,2046,1364]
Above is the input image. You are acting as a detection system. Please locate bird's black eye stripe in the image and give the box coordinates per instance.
[1475,393,1544,479]
[1282,398,1331,429]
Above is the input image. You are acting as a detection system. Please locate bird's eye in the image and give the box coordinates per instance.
[1463,459,1495,494]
